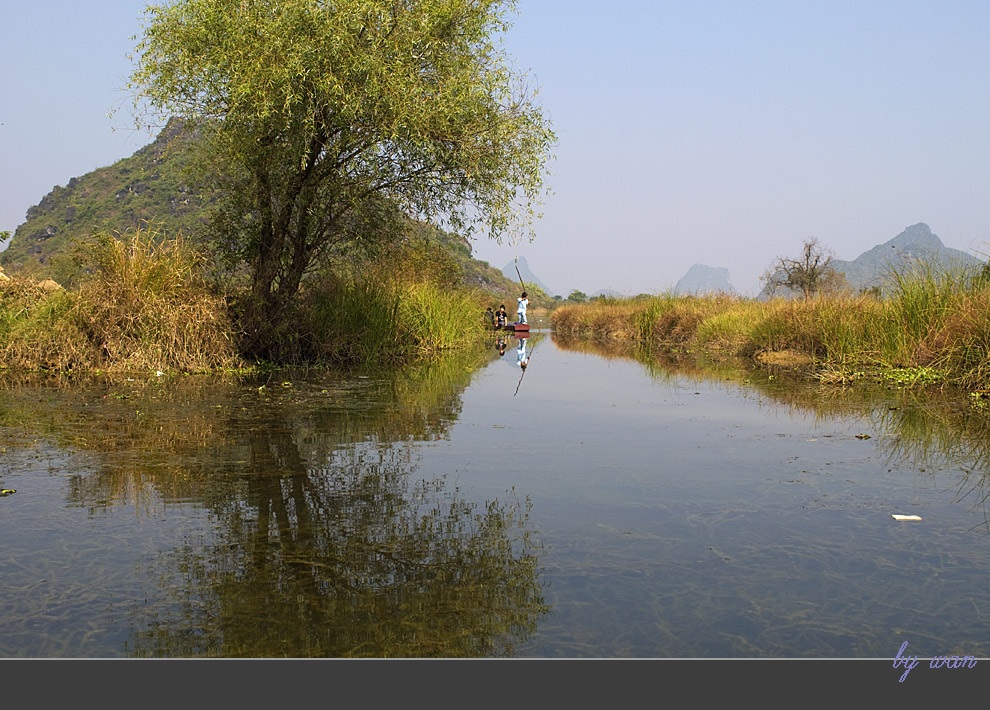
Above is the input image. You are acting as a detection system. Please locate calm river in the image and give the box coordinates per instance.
[3,330,990,658]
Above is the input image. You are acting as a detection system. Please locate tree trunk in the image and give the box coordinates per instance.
[239,218,313,359]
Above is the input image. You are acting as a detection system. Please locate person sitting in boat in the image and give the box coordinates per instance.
[517,291,529,325]
[496,304,508,329]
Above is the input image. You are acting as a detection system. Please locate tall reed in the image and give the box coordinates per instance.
[398,282,485,355]
[921,287,990,390]
[692,300,763,357]
[879,261,975,367]
[551,298,648,340]
[302,274,486,365]
[636,293,743,349]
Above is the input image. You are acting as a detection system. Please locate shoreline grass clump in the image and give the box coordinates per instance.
[0,277,97,371]
[550,297,647,341]
[300,275,486,365]
[75,227,241,373]
[0,225,241,374]
[915,285,990,391]
[295,236,489,366]
[637,293,744,352]
[745,294,886,366]
[877,262,979,369]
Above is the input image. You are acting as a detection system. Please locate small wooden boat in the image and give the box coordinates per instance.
[501,322,530,332]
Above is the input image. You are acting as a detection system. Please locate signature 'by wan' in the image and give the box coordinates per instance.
[893,641,978,682]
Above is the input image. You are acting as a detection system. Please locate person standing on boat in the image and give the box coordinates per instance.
[517,291,529,325]
[496,304,508,329]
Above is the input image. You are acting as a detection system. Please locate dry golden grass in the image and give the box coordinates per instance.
[549,277,990,390]
[73,229,241,372]
[0,278,99,371]
[0,226,242,374]
[550,300,643,340]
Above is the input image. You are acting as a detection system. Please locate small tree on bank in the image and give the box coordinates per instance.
[762,238,847,299]
[127,0,556,358]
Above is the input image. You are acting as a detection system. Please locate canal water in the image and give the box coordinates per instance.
[2,331,990,658]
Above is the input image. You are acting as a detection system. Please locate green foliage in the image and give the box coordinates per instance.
[129,0,556,357]
[300,251,488,366]
[880,366,946,388]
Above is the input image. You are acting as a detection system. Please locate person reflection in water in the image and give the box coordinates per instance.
[496,336,507,356]
[516,337,529,369]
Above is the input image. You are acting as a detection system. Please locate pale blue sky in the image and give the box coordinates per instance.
[3,1,990,296]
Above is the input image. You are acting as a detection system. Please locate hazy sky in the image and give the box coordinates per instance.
[3,0,990,296]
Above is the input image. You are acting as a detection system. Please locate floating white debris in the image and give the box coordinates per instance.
[891,514,923,521]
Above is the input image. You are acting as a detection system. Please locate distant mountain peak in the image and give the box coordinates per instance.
[501,256,551,295]
[886,222,937,246]
[763,223,982,297]
[673,263,736,295]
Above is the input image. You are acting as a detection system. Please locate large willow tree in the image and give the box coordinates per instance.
[128,0,555,357]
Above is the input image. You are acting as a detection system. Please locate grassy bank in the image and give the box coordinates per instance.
[0,226,491,374]
[550,265,990,391]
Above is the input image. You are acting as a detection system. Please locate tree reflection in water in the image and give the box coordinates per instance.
[139,432,546,658]
[0,350,547,658]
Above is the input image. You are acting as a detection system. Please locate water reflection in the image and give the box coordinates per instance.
[536,334,990,657]
[552,332,990,517]
[8,333,990,657]
[0,351,547,658]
